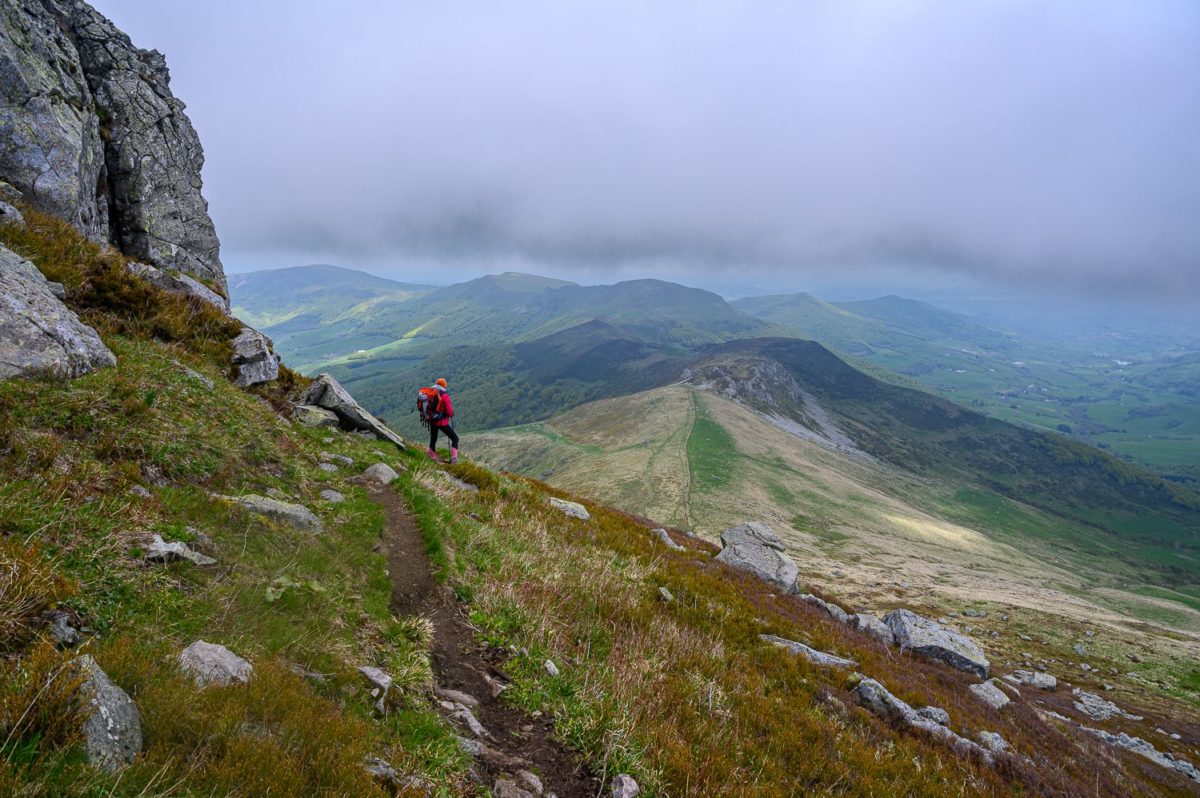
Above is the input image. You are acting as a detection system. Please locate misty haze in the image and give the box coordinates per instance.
[2,1,1199,795]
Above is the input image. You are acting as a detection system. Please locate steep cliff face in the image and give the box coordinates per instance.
[0,0,225,294]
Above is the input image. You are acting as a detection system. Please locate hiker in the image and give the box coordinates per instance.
[422,378,459,463]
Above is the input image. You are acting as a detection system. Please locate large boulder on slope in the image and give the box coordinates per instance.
[884,609,990,679]
[0,245,116,380]
[221,494,323,534]
[714,522,799,593]
[179,640,253,687]
[297,374,406,449]
[126,262,228,311]
[79,655,142,771]
[231,327,280,388]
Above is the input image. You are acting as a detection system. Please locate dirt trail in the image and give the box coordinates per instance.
[367,483,600,797]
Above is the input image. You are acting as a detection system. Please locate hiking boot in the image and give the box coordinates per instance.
[450,447,459,465]
[426,447,439,461]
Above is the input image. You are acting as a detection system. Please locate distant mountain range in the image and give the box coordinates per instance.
[230,265,1199,486]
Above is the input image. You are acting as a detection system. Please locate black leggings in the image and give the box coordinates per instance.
[429,424,459,450]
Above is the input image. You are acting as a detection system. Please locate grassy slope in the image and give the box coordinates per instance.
[4,213,1198,796]
[469,386,1200,701]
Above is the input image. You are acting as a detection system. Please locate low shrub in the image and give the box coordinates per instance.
[0,539,72,653]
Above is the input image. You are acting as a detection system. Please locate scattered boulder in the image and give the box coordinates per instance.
[495,778,536,798]
[1071,688,1142,722]
[1081,727,1200,783]
[799,594,851,624]
[128,485,151,498]
[1006,670,1056,690]
[46,611,81,647]
[962,609,988,618]
[319,489,345,503]
[126,261,228,311]
[179,640,253,686]
[850,613,895,647]
[361,463,400,485]
[851,676,994,765]
[0,199,24,226]
[222,494,323,534]
[358,665,392,714]
[548,497,590,520]
[714,522,799,593]
[884,609,990,679]
[320,451,354,466]
[181,366,214,390]
[318,462,337,473]
[761,634,857,669]
[363,756,401,790]
[296,374,406,448]
[231,327,280,388]
[456,736,531,770]
[968,679,1011,710]
[438,688,479,708]
[658,586,675,603]
[293,404,340,428]
[440,699,489,739]
[78,655,142,771]
[610,774,640,798]
[144,535,216,567]
[0,245,116,380]
[1072,643,1088,657]
[517,769,544,795]
[650,528,684,551]
[978,731,1009,754]
[915,706,950,726]
[544,659,561,677]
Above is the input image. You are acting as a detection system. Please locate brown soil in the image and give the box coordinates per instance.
[367,483,601,797]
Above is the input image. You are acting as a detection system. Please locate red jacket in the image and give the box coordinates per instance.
[434,391,454,427]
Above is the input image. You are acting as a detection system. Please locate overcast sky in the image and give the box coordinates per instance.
[92,0,1200,302]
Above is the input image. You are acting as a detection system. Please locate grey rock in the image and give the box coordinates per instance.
[517,769,544,795]
[761,634,857,669]
[851,676,994,765]
[78,655,142,771]
[361,462,400,484]
[915,706,950,726]
[181,366,213,390]
[436,471,478,492]
[231,327,279,388]
[126,262,227,311]
[548,497,589,520]
[47,612,81,647]
[440,700,489,739]
[319,489,345,503]
[658,586,675,602]
[455,735,531,769]
[850,613,895,647]
[714,522,799,593]
[799,593,851,624]
[1072,643,1088,657]
[884,609,990,679]
[145,534,216,567]
[1071,688,1142,722]
[128,485,151,498]
[0,1,225,289]
[222,494,323,534]
[610,774,640,798]
[292,404,340,428]
[0,199,24,226]
[438,688,479,707]
[0,245,116,380]
[544,659,560,677]
[363,756,401,789]
[320,451,354,466]
[297,374,406,448]
[968,679,1011,710]
[1081,726,1200,783]
[962,609,988,618]
[978,731,1009,753]
[179,640,252,686]
[495,778,535,798]
[1006,670,1056,690]
[651,527,684,551]
[317,462,337,473]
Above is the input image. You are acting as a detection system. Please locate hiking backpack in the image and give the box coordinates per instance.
[416,386,440,427]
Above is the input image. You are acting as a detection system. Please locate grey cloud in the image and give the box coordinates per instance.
[93,0,1200,299]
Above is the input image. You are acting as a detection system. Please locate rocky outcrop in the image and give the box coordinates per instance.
[126,262,228,312]
[714,522,799,593]
[293,404,340,428]
[549,497,590,520]
[851,675,995,766]
[849,613,895,647]
[221,494,323,534]
[1071,688,1142,722]
[179,640,253,687]
[361,462,400,485]
[883,609,990,679]
[968,679,1010,710]
[297,374,406,449]
[144,534,216,567]
[610,774,640,798]
[761,634,857,669]
[0,0,225,292]
[78,655,142,771]
[0,244,116,379]
[1081,727,1200,784]
[231,327,280,388]
[650,527,684,551]
[1006,670,1056,690]
[799,593,850,624]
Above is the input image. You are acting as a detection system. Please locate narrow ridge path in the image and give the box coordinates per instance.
[367,482,600,797]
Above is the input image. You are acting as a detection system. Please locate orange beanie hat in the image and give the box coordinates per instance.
[435,378,447,388]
